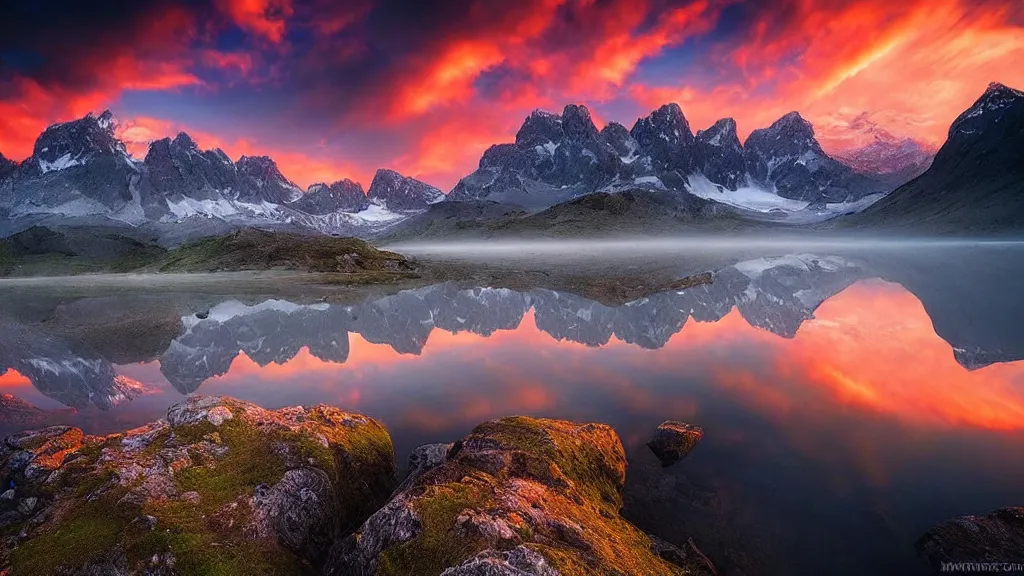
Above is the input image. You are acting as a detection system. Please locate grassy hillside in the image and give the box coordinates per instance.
[1,226,417,282]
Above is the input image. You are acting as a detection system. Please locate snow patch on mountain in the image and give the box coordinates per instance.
[38,153,84,173]
[685,174,809,213]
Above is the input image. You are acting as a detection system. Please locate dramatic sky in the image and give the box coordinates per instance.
[1,0,1023,190]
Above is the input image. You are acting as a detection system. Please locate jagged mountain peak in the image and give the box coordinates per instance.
[745,111,821,154]
[561,104,600,141]
[369,168,445,210]
[631,103,692,140]
[516,108,565,147]
[172,131,198,150]
[629,102,695,173]
[235,155,302,203]
[696,118,741,149]
[291,178,368,214]
[306,179,364,196]
[948,81,1024,138]
[97,110,115,130]
[28,110,133,176]
[984,81,1024,97]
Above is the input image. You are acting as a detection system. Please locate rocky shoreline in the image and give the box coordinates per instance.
[1,395,1018,575]
[0,396,716,575]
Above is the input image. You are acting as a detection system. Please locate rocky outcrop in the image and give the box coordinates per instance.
[695,118,744,190]
[647,421,704,467]
[291,179,370,214]
[0,395,397,575]
[235,155,304,204]
[368,169,445,211]
[325,416,715,576]
[916,507,1024,569]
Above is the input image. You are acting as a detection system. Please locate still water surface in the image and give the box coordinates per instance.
[1,245,1023,576]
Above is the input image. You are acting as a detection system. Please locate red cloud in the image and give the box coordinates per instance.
[0,5,201,161]
[631,0,1024,154]
[216,0,295,43]
[116,116,361,189]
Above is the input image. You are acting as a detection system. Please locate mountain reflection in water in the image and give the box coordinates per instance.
[1,251,1023,575]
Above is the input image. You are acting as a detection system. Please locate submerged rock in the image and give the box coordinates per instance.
[326,415,715,576]
[647,421,704,467]
[0,395,397,575]
[916,507,1024,568]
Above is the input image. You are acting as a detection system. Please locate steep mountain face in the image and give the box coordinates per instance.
[367,169,445,210]
[0,152,15,180]
[848,82,1024,231]
[288,179,369,214]
[0,111,142,220]
[449,103,886,211]
[235,155,303,204]
[695,118,745,190]
[449,105,625,209]
[629,103,695,175]
[140,132,244,219]
[743,112,884,203]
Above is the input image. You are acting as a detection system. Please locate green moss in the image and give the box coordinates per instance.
[73,469,117,498]
[10,501,128,576]
[136,500,305,576]
[376,482,493,576]
[174,419,287,511]
[471,417,624,508]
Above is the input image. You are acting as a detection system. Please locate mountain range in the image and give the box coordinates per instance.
[1,81,1022,241]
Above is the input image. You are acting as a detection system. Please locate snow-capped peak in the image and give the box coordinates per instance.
[949,81,1024,137]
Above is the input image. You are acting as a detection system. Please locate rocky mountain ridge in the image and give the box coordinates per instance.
[450,102,894,211]
[0,112,441,238]
[1,81,1021,239]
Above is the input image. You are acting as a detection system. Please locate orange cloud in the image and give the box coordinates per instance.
[567,0,722,96]
[632,0,1024,152]
[0,6,200,161]
[116,116,361,189]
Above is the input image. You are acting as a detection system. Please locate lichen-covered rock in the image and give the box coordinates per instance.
[0,395,396,576]
[916,507,1024,569]
[0,425,84,484]
[647,421,704,467]
[326,416,715,576]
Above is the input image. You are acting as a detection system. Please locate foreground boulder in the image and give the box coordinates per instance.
[916,507,1024,569]
[0,395,397,575]
[326,416,715,576]
[647,421,704,467]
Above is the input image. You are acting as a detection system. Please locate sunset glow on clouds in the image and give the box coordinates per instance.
[1,0,1023,189]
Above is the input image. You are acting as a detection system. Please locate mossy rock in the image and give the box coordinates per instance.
[2,395,397,575]
[329,416,715,576]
